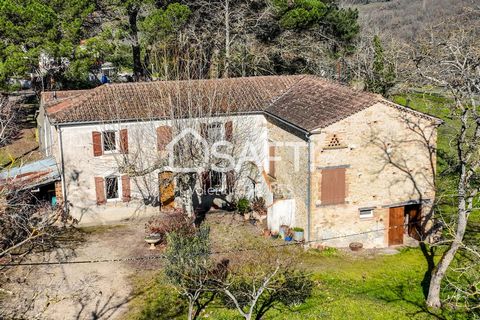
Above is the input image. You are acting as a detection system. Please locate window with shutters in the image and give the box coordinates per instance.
[207,123,224,141]
[320,167,346,205]
[105,176,119,200]
[103,131,117,152]
[202,170,227,194]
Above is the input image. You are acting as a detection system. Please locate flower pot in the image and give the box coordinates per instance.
[293,231,304,242]
[284,236,293,242]
[349,242,363,251]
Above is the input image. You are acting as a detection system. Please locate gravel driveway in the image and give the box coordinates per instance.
[1,219,160,320]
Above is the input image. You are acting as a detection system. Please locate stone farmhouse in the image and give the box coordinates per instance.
[36,75,441,248]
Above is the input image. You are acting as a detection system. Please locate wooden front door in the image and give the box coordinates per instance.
[159,171,175,210]
[388,206,405,246]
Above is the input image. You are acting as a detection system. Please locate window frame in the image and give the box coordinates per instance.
[206,122,224,141]
[102,130,119,153]
[204,170,226,194]
[359,208,374,219]
[105,175,121,201]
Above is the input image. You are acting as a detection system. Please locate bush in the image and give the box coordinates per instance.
[145,209,194,244]
[251,197,267,215]
[292,227,304,232]
[236,198,250,214]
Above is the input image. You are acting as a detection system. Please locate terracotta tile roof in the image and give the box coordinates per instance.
[45,75,433,132]
[46,76,302,124]
[266,76,381,131]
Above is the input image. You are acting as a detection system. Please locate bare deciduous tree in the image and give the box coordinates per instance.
[412,11,480,310]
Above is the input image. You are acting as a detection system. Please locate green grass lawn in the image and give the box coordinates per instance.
[125,245,463,320]
[123,214,466,320]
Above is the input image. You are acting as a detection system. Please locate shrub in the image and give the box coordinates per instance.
[145,209,194,244]
[236,198,250,214]
[164,225,218,320]
[251,197,267,215]
[292,227,304,232]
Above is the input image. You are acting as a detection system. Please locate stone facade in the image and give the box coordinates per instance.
[308,103,437,248]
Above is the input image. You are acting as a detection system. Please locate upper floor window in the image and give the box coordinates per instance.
[103,131,117,152]
[92,129,128,157]
[206,122,223,140]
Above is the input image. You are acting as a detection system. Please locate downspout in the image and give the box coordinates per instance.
[57,125,68,219]
[306,133,312,246]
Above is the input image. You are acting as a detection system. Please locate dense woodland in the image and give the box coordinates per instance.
[0,0,362,90]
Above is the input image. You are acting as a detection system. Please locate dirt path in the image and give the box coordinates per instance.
[1,220,161,320]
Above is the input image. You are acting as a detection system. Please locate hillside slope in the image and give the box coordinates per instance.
[342,0,478,40]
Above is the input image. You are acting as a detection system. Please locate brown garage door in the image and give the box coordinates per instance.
[389,206,404,246]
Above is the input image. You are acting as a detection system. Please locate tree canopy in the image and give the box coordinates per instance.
[0,0,360,90]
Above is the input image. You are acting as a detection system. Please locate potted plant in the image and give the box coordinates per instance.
[263,229,271,237]
[279,225,289,239]
[349,242,363,251]
[284,230,293,242]
[237,198,250,220]
[292,227,304,242]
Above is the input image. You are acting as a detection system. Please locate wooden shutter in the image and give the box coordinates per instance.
[157,126,172,151]
[320,168,346,205]
[120,129,128,154]
[200,123,208,140]
[225,121,233,142]
[92,131,103,157]
[201,171,210,193]
[94,177,106,205]
[226,170,235,193]
[122,175,131,202]
[269,145,276,178]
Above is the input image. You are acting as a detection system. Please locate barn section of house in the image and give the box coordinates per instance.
[37,75,441,248]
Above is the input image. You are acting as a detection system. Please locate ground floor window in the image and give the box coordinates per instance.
[105,176,119,200]
[202,170,226,194]
[359,208,374,219]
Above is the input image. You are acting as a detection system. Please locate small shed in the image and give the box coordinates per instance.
[0,157,61,205]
